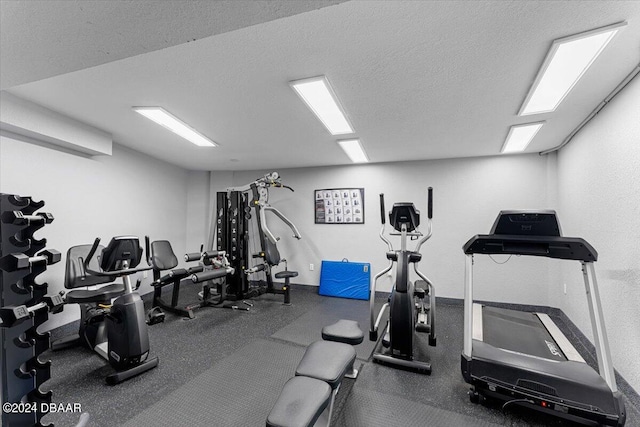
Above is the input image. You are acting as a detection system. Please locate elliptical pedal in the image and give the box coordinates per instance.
[382,325,391,348]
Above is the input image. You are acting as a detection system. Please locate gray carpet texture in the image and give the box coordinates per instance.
[271,295,384,361]
[123,339,305,427]
[37,284,638,427]
[335,387,503,427]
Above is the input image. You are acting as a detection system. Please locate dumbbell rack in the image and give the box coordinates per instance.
[1,194,59,426]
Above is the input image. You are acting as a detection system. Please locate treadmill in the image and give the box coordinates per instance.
[461,210,626,426]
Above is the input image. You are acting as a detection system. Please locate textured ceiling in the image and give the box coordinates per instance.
[2,1,640,171]
[0,0,347,89]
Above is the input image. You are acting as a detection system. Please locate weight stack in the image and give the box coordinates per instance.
[1,194,60,427]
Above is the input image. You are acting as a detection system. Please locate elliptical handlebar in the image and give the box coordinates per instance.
[378,193,393,252]
[415,188,434,253]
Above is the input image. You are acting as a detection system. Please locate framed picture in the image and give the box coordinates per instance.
[315,188,364,224]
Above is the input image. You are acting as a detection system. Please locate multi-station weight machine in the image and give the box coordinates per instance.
[196,172,301,307]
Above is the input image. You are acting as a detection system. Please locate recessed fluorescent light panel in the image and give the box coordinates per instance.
[290,76,354,135]
[501,123,544,154]
[337,139,369,163]
[133,107,216,147]
[519,22,626,116]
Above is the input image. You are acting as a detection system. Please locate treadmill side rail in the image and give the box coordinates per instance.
[536,313,585,363]
[472,303,483,341]
[583,261,618,392]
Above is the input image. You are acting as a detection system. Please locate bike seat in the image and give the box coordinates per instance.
[65,283,124,304]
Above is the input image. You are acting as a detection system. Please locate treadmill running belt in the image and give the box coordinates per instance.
[482,306,567,361]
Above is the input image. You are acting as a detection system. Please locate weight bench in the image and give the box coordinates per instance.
[321,319,364,378]
[147,239,205,319]
[267,340,356,427]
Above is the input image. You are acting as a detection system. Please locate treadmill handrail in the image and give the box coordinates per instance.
[463,234,597,262]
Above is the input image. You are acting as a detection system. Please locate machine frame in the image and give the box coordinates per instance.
[461,210,625,426]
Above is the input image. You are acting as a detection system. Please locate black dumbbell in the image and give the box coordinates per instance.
[0,292,64,328]
[0,211,54,225]
[0,249,61,272]
[40,249,62,265]
[43,292,65,314]
[0,253,30,271]
[0,305,31,327]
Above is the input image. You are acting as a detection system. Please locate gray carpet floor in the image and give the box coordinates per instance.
[271,295,384,361]
[39,284,639,427]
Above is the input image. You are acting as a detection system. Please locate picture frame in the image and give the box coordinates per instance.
[314,188,365,224]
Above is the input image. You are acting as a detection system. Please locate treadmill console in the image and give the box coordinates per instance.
[490,210,561,237]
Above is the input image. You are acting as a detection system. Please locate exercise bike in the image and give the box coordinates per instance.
[369,188,436,373]
[52,236,159,385]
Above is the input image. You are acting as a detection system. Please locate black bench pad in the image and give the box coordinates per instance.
[275,270,298,279]
[295,341,356,389]
[322,319,364,345]
[266,376,331,427]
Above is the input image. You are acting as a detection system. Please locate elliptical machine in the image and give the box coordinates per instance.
[52,236,159,385]
[369,188,436,373]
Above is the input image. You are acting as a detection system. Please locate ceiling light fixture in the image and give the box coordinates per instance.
[501,123,544,153]
[132,107,217,147]
[337,139,369,163]
[519,22,626,116]
[290,76,354,135]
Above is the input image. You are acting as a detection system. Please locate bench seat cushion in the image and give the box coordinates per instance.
[266,376,331,427]
[295,341,356,389]
[321,319,364,345]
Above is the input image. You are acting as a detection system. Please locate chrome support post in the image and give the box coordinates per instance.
[463,254,474,358]
[582,261,617,392]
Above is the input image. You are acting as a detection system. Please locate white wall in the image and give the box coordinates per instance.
[213,154,556,305]
[0,135,190,330]
[555,76,640,391]
[185,170,211,252]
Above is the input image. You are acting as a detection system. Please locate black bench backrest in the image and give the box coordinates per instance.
[150,240,179,271]
[263,235,281,266]
[65,244,112,289]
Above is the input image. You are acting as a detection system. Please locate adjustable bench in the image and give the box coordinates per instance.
[321,319,364,378]
[267,340,356,427]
